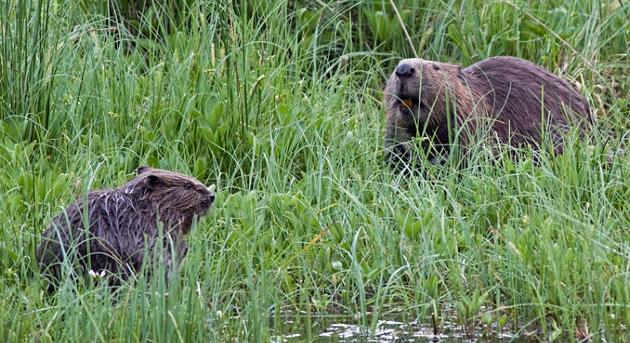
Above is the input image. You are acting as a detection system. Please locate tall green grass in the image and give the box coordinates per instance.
[0,0,628,341]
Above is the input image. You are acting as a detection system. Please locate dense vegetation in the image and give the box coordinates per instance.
[1,0,628,341]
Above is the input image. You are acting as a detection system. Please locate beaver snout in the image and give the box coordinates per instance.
[201,192,215,207]
[395,63,415,78]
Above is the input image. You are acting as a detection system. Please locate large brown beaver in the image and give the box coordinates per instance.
[36,167,215,288]
[384,56,592,169]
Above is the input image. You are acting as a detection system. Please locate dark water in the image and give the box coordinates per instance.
[270,314,539,342]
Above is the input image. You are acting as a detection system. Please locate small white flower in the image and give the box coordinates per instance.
[522,215,529,225]
[88,269,106,279]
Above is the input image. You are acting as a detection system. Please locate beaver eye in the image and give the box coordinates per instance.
[184,183,193,190]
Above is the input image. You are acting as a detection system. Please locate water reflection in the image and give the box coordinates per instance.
[271,314,538,342]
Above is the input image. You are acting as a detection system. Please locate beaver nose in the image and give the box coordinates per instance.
[395,63,415,78]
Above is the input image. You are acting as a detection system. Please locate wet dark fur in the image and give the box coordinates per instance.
[36,167,215,289]
[384,56,592,169]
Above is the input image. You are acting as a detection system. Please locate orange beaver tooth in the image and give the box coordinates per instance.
[401,99,413,107]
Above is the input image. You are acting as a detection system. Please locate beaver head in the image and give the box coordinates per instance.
[384,58,469,132]
[384,59,473,167]
[122,166,215,234]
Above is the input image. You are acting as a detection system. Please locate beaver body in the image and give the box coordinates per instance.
[384,56,592,168]
[36,167,215,287]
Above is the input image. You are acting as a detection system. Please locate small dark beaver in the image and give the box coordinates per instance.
[384,56,592,168]
[36,167,215,288]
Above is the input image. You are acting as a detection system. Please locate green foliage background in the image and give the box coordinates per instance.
[0,0,628,341]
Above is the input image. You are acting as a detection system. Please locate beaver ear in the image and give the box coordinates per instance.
[145,174,163,190]
[137,166,151,175]
[457,66,465,81]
